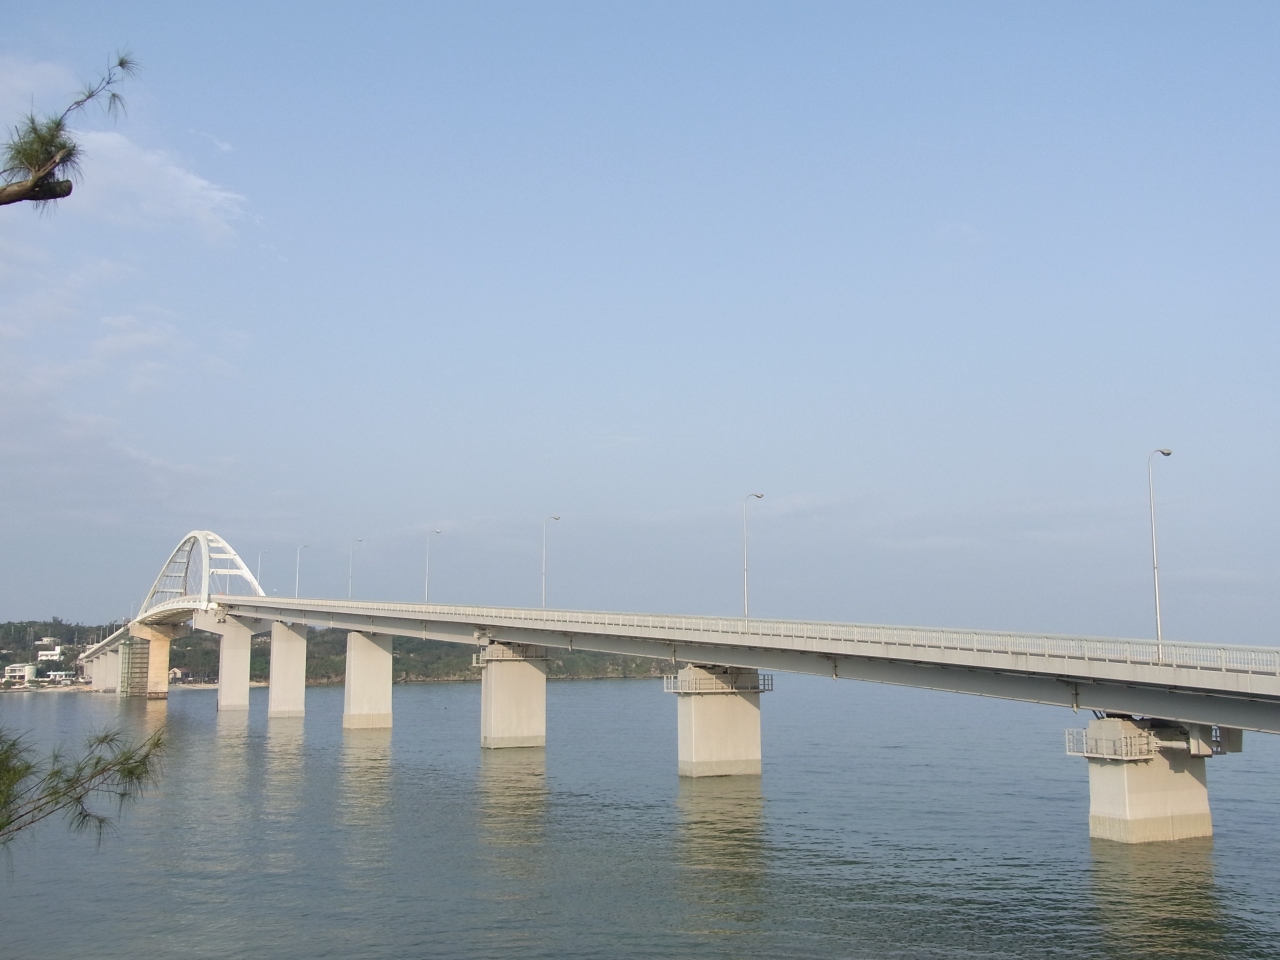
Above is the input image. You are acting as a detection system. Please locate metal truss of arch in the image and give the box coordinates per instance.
[139,530,265,615]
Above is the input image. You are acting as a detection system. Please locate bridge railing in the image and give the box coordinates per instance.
[177,595,1280,680]
[405,604,1280,678]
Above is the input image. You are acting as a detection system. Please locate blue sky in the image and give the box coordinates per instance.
[1,2,1278,643]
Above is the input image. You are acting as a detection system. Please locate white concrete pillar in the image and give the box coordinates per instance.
[344,632,393,729]
[1081,718,1214,843]
[194,613,271,711]
[146,637,170,699]
[268,621,308,718]
[128,624,184,700]
[478,643,548,748]
[102,648,121,693]
[669,664,768,777]
[84,656,96,686]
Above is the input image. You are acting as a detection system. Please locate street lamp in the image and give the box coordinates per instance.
[542,515,560,609]
[348,538,363,600]
[743,493,764,618]
[424,528,442,602]
[295,544,308,599]
[1148,449,1173,658]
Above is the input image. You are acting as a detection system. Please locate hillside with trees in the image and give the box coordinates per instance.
[0,621,668,684]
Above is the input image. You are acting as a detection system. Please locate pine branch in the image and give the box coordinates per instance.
[1,50,139,209]
[0,726,164,845]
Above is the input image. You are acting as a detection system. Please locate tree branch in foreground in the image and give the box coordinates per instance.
[1,51,138,209]
[0,726,164,846]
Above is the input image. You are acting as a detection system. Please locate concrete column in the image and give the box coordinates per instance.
[268,622,308,718]
[118,638,150,697]
[101,648,121,693]
[128,624,185,700]
[344,632,393,729]
[1080,717,1215,843]
[669,664,769,778]
[194,613,260,712]
[83,656,96,687]
[478,643,548,748]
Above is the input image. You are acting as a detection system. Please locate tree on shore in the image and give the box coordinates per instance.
[0,51,137,208]
[0,726,163,845]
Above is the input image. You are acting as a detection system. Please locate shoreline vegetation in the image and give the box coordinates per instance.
[1,621,669,687]
[177,626,670,685]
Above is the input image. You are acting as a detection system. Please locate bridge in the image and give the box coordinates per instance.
[81,531,1280,844]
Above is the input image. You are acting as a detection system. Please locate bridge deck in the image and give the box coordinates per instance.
[120,595,1280,734]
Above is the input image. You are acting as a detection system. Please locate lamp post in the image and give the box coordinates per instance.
[542,515,560,609]
[1148,449,1173,659]
[348,538,363,600]
[295,544,308,599]
[743,493,764,618]
[424,528,442,602]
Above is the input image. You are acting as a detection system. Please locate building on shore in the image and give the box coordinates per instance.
[4,663,37,683]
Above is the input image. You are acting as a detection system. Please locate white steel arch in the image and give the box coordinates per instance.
[139,530,265,615]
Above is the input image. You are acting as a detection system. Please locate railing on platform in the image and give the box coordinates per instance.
[1064,728,1157,761]
[663,673,774,694]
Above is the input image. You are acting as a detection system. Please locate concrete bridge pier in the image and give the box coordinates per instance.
[268,621,308,718]
[668,665,769,777]
[344,631,393,729]
[125,623,187,699]
[1073,716,1243,843]
[195,613,263,711]
[100,647,121,693]
[478,642,548,748]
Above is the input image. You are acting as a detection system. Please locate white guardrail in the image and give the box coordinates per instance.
[663,673,774,694]
[136,595,1280,682]
[1064,728,1158,760]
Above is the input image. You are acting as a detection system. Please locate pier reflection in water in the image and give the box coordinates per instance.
[677,774,766,940]
[1089,838,1245,960]
[341,728,393,824]
[478,746,548,855]
[473,747,550,958]
[264,717,306,817]
[261,718,306,877]
[119,696,169,737]
[339,728,395,901]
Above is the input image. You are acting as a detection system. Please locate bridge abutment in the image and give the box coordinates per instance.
[668,665,769,777]
[344,632,393,729]
[268,622,308,718]
[1070,717,1243,843]
[478,642,548,748]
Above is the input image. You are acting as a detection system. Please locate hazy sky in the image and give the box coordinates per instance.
[2,2,1278,645]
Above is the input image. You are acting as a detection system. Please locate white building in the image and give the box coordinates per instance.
[5,663,37,683]
[37,646,63,662]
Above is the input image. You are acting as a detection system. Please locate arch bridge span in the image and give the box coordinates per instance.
[80,530,1280,844]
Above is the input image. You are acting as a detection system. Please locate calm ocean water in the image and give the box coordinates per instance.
[3,676,1278,959]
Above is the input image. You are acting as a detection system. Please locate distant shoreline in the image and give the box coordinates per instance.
[1,673,662,694]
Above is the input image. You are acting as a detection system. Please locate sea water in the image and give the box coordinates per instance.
[2,676,1278,959]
